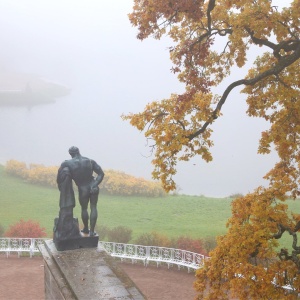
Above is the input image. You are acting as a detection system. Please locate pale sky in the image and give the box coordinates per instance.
[0,0,280,197]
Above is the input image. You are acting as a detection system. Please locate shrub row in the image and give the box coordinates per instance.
[96,225,216,256]
[5,160,166,197]
[1,220,216,255]
[102,169,166,197]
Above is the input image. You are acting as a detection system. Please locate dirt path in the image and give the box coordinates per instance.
[0,254,197,300]
[119,262,197,299]
[0,254,44,300]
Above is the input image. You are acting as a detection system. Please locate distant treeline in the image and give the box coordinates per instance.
[5,160,166,197]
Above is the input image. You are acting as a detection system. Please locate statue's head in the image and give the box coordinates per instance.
[69,146,80,157]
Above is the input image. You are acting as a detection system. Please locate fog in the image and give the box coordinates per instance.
[0,0,279,197]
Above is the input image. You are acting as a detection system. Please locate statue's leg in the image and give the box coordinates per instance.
[79,187,89,233]
[89,192,99,236]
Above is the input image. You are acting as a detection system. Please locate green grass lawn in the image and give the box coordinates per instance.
[1,164,300,250]
[98,194,233,240]
[0,165,232,240]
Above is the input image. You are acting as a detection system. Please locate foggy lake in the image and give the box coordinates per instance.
[0,1,279,197]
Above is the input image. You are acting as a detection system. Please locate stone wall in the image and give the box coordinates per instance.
[39,240,145,300]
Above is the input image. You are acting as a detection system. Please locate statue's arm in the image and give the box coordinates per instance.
[91,160,105,187]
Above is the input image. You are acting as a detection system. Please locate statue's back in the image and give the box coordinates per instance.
[68,156,94,186]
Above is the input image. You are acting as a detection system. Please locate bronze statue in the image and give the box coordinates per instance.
[54,146,105,250]
[59,146,104,236]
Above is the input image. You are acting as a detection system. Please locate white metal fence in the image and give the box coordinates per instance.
[0,238,45,258]
[0,238,208,272]
[99,241,208,272]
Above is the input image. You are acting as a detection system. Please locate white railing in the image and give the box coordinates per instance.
[0,238,45,258]
[99,241,208,272]
[0,238,208,272]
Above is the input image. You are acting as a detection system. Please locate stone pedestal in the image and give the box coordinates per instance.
[54,231,99,251]
[39,240,145,300]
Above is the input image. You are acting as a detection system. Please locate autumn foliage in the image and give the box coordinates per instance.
[101,169,166,196]
[125,0,300,298]
[4,219,47,238]
[134,231,208,255]
[5,160,166,197]
[176,236,206,255]
[5,160,57,187]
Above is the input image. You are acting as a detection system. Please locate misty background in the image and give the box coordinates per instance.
[0,0,279,197]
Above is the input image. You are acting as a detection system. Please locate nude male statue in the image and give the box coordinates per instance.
[58,146,105,236]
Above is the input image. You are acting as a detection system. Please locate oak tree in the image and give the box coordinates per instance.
[123,0,300,298]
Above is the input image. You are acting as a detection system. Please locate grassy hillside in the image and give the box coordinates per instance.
[0,165,233,239]
[1,164,299,249]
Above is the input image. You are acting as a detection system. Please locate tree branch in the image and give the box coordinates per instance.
[207,0,216,32]
[145,112,168,131]
[245,27,277,50]
[187,43,300,140]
